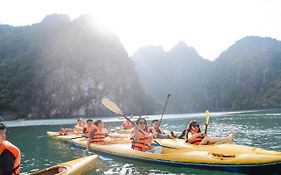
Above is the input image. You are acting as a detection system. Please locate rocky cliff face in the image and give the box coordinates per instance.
[132,36,281,113]
[0,14,152,118]
[133,42,211,112]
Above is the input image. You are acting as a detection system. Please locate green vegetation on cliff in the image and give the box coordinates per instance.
[0,14,152,118]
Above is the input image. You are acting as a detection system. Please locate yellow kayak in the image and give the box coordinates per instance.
[47,131,83,141]
[47,131,130,144]
[70,138,281,174]
[153,138,281,156]
[28,155,99,175]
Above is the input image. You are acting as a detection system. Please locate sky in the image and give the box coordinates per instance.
[0,0,280,60]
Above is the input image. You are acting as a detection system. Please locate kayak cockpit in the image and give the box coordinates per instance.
[29,166,67,175]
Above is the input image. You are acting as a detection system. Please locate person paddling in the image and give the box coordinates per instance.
[82,119,93,137]
[185,120,233,145]
[0,123,21,175]
[131,118,162,154]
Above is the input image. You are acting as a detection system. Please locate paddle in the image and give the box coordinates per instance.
[204,110,210,134]
[159,94,171,126]
[101,98,164,147]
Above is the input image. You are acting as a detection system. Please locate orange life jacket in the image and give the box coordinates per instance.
[131,128,151,152]
[0,140,21,175]
[83,125,93,136]
[149,126,165,138]
[123,120,133,130]
[89,125,105,145]
[74,123,84,133]
[187,130,204,145]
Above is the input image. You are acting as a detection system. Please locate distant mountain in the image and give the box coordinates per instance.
[132,36,281,113]
[0,14,153,119]
[209,36,281,110]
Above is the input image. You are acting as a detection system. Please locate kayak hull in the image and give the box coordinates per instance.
[70,139,281,175]
[28,155,98,175]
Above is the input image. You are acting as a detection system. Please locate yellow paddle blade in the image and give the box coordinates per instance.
[102,98,123,115]
[205,110,210,125]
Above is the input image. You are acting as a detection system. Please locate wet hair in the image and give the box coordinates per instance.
[186,120,201,139]
[86,119,93,123]
[152,119,159,123]
[94,120,102,126]
[0,123,6,130]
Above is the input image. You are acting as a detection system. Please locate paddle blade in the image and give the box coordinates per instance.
[205,110,210,125]
[102,98,123,115]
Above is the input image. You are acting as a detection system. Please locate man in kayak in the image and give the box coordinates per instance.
[131,118,162,154]
[86,120,113,150]
[82,119,94,137]
[0,123,21,175]
[185,120,233,145]
[123,118,133,130]
[149,120,170,139]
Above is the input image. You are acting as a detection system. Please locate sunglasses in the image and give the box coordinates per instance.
[139,122,146,125]
[192,125,199,127]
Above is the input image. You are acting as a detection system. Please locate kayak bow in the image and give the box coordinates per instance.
[28,155,99,175]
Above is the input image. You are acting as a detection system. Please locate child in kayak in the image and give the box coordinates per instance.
[131,118,162,154]
[185,120,233,145]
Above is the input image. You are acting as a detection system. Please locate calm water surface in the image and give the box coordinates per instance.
[3,109,281,175]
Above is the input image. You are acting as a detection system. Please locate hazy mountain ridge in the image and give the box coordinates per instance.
[1,14,280,118]
[0,14,152,119]
[132,36,281,112]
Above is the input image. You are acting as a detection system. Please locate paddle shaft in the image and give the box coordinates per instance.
[204,124,208,134]
[101,98,164,147]
[122,115,148,136]
[159,94,171,126]
[204,111,210,134]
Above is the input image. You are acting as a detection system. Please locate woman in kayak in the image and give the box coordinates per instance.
[131,118,162,154]
[59,117,84,135]
[185,120,233,145]
[74,118,84,134]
